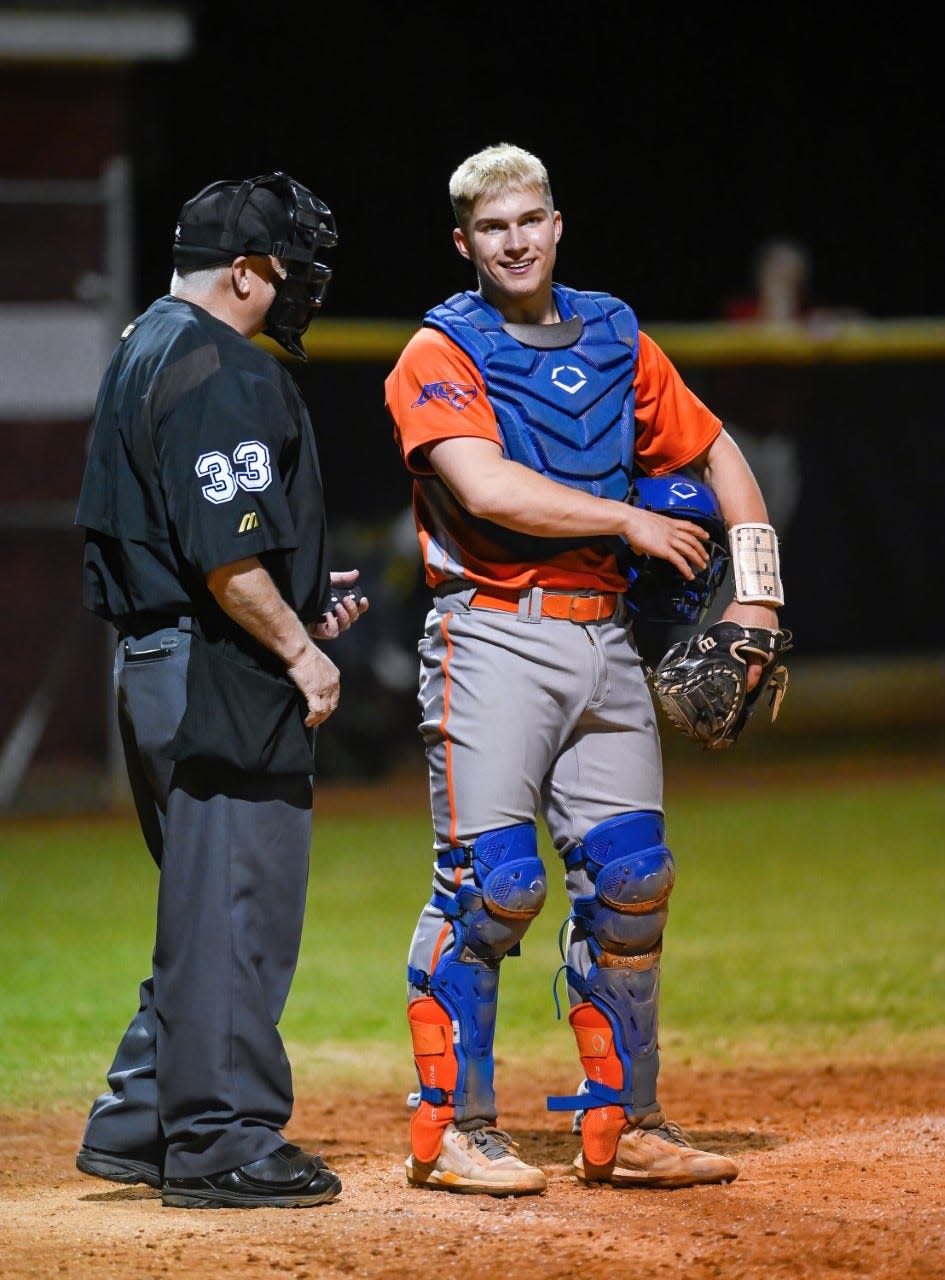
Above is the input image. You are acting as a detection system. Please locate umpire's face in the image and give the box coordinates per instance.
[453,184,562,322]
[236,254,288,335]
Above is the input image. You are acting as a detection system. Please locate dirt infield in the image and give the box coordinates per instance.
[3,1061,943,1280]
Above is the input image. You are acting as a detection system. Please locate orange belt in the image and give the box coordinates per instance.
[470,586,618,623]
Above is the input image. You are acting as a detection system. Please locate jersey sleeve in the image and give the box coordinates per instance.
[633,331,723,474]
[384,327,500,473]
[155,366,302,576]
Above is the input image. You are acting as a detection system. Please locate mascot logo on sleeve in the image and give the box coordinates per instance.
[412,381,479,411]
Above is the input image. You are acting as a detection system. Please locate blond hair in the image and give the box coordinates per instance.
[449,143,554,230]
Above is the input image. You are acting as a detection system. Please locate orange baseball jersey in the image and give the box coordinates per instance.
[385,324,722,593]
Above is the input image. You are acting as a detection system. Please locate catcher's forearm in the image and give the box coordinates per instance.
[429,438,637,537]
[697,430,769,526]
[696,432,785,607]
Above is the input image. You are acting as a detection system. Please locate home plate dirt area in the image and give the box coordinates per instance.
[2,1060,943,1280]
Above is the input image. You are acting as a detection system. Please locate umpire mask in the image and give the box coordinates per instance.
[172,171,338,359]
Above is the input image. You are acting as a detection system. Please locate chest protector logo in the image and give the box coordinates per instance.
[423,287,638,500]
[551,364,588,395]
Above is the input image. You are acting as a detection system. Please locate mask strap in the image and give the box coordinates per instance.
[219,179,259,254]
[220,172,290,256]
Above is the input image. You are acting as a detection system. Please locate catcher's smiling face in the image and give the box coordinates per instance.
[453,185,562,325]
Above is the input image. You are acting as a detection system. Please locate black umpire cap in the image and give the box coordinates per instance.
[172,179,292,270]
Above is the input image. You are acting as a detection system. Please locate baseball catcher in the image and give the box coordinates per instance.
[387,142,792,1198]
[649,620,792,749]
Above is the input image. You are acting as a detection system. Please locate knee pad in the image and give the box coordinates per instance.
[569,811,675,958]
[436,822,547,962]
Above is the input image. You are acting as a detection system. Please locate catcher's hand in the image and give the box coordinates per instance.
[648,621,793,750]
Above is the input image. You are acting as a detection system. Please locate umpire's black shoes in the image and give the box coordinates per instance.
[161,1143,341,1208]
[76,1143,163,1189]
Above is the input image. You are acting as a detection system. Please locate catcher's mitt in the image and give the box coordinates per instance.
[648,621,793,750]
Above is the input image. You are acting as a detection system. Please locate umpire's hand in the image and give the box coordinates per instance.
[287,643,341,727]
[309,568,369,640]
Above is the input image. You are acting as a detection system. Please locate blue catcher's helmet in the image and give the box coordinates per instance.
[625,474,730,625]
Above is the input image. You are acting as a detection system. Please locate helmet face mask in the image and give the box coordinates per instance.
[625,474,730,625]
[261,175,338,358]
[173,171,337,358]
[263,265,332,358]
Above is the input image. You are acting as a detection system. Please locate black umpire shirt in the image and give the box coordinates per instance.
[77,295,330,634]
[76,295,332,773]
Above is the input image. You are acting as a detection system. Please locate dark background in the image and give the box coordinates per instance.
[120,2,944,677]
[129,2,942,324]
[3,2,943,796]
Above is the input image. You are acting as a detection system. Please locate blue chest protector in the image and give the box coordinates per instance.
[423,285,639,501]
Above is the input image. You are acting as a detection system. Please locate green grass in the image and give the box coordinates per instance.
[0,769,942,1109]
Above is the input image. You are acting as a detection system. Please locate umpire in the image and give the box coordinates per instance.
[74,172,366,1208]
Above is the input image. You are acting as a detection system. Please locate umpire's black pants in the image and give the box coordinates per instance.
[81,623,314,1178]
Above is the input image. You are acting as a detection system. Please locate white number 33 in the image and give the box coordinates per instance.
[195,441,272,504]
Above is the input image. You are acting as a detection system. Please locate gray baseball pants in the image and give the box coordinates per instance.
[407,585,664,1122]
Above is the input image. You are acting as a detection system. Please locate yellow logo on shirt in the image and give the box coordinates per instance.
[238,511,260,533]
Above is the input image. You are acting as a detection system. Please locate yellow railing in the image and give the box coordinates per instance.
[256,316,945,365]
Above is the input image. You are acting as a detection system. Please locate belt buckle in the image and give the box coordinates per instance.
[569,592,601,622]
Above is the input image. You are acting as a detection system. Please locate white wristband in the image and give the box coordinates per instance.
[729,523,784,606]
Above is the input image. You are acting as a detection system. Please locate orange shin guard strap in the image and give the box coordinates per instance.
[408,997,457,1163]
[569,1002,628,1167]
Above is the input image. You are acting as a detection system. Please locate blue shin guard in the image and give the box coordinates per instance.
[548,812,674,1154]
[408,824,546,1139]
